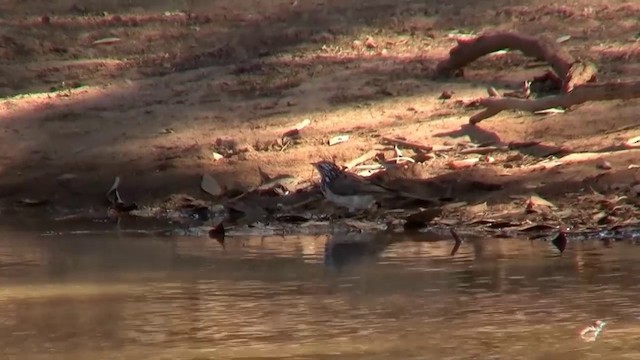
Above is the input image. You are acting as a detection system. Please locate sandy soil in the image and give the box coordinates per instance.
[0,0,639,231]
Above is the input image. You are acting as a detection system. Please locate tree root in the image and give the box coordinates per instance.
[434,31,640,124]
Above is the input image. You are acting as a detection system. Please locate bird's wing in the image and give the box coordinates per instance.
[329,174,390,196]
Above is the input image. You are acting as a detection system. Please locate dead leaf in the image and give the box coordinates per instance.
[465,202,488,217]
[534,108,565,115]
[625,136,640,149]
[91,37,121,46]
[293,118,311,130]
[212,152,224,161]
[437,218,460,226]
[517,223,556,233]
[527,195,557,209]
[201,174,223,197]
[329,134,350,146]
[448,158,479,169]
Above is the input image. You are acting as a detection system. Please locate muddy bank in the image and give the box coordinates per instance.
[1,1,639,237]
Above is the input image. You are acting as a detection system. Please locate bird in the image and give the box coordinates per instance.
[312,160,396,213]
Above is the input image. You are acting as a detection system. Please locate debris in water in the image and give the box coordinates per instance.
[551,230,568,254]
[208,222,225,248]
[579,320,606,342]
[449,227,462,256]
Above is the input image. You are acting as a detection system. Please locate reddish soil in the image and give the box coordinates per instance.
[0,0,639,231]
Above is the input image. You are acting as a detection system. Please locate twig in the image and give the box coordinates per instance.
[469,81,640,124]
[381,136,433,152]
[345,150,379,170]
[459,146,508,155]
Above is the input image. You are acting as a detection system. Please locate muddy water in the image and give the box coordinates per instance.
[1,230,640,360]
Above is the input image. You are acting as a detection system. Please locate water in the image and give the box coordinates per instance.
[1,229,640,359]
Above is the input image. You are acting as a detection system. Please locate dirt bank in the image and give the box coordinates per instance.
[1,0,639,234]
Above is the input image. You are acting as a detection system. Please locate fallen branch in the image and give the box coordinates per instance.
[435,31,597,90]
[381,136,433,152]
[469,81,640,124]
[345,150,379,170]
[433,31,639,124]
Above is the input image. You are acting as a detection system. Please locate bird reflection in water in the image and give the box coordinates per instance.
[323,233,398,271]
